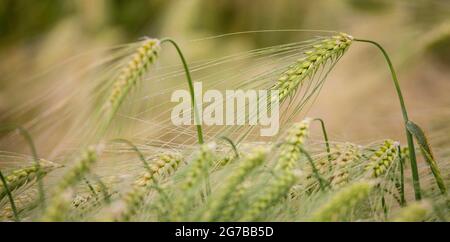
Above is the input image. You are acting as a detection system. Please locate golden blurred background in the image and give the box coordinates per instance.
[0,0,449,157]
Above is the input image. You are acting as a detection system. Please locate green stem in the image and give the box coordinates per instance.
[0,170,20,221]
[355,39,421,200]
[161,38,204,145]
[299,146,328,191]
[0,125,46,207]
[219,136,239,158]
[313,118,332,170]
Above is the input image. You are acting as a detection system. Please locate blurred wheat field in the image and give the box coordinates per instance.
[0,0,449,222]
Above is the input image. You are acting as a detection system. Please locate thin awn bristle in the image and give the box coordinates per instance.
[272,33,353,101]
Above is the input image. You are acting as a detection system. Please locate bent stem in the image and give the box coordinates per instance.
[313,118,331,170]
[112,138,151,172]
[299,146,328,191]
[0,125,46,207]
[354,39,421,201]
[161,38,204,145]
[0,169,20,221]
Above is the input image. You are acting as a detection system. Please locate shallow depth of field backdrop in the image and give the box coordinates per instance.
[0,0,449,222]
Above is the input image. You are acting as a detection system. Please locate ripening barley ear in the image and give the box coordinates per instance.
[105,153,182,222]
[0,160,61,202]
[276,118,311,171]
[170,143,215,221]
[391,201,432,222]
[201,147,267,222]
[272,33,353,101]
[0,188,39,221]
[311,182,373,222]
[41,146,100,221]
[101,39,161,132]
[365,140,399,179]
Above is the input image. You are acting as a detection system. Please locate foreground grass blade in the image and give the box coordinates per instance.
[406,121,447,195]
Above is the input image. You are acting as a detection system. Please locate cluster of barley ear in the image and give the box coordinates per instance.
[273,33,353,101]
[106,153,182,221]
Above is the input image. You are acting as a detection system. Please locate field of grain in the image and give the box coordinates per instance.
[0,0,449,222]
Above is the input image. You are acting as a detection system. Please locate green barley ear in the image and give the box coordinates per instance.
[365,140,398,178]
[392,201,432,222]
[311,182,373,222]
[41,146,100,221]
[406,121,447,195]
[329,143,362,188]
[0,159,61,202]
[273,33,353,101]
[277,118,311,171]
[171,144,215,221]
[103,39,161,128]
[201,148,266,221]
[107,153,182,222]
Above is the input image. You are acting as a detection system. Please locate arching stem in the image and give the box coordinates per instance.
[355,39,421,200]
[161,38,204,145]
[299,146,329,191]
[313,118,332,170]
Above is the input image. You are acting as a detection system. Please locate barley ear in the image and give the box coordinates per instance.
[103,39,161,131]
[311,182,373,222]
[392,201,432,222]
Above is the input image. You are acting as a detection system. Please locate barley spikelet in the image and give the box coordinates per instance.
[106,39,161,118]
[41,146,99,221]
[329,144,362,187]
[366,140,399,178]
[276,118,312,172]
[41,189,74,222]
[202,148,266,221]
[0,188,38,220]
[0,159,60,201]
[109,153,182,221]
[273,33,353,101]
[217,183,249,221]
[392,201,431,222]
[240,172,297,221]
[311,182,373,222]
[171,144,215,221]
